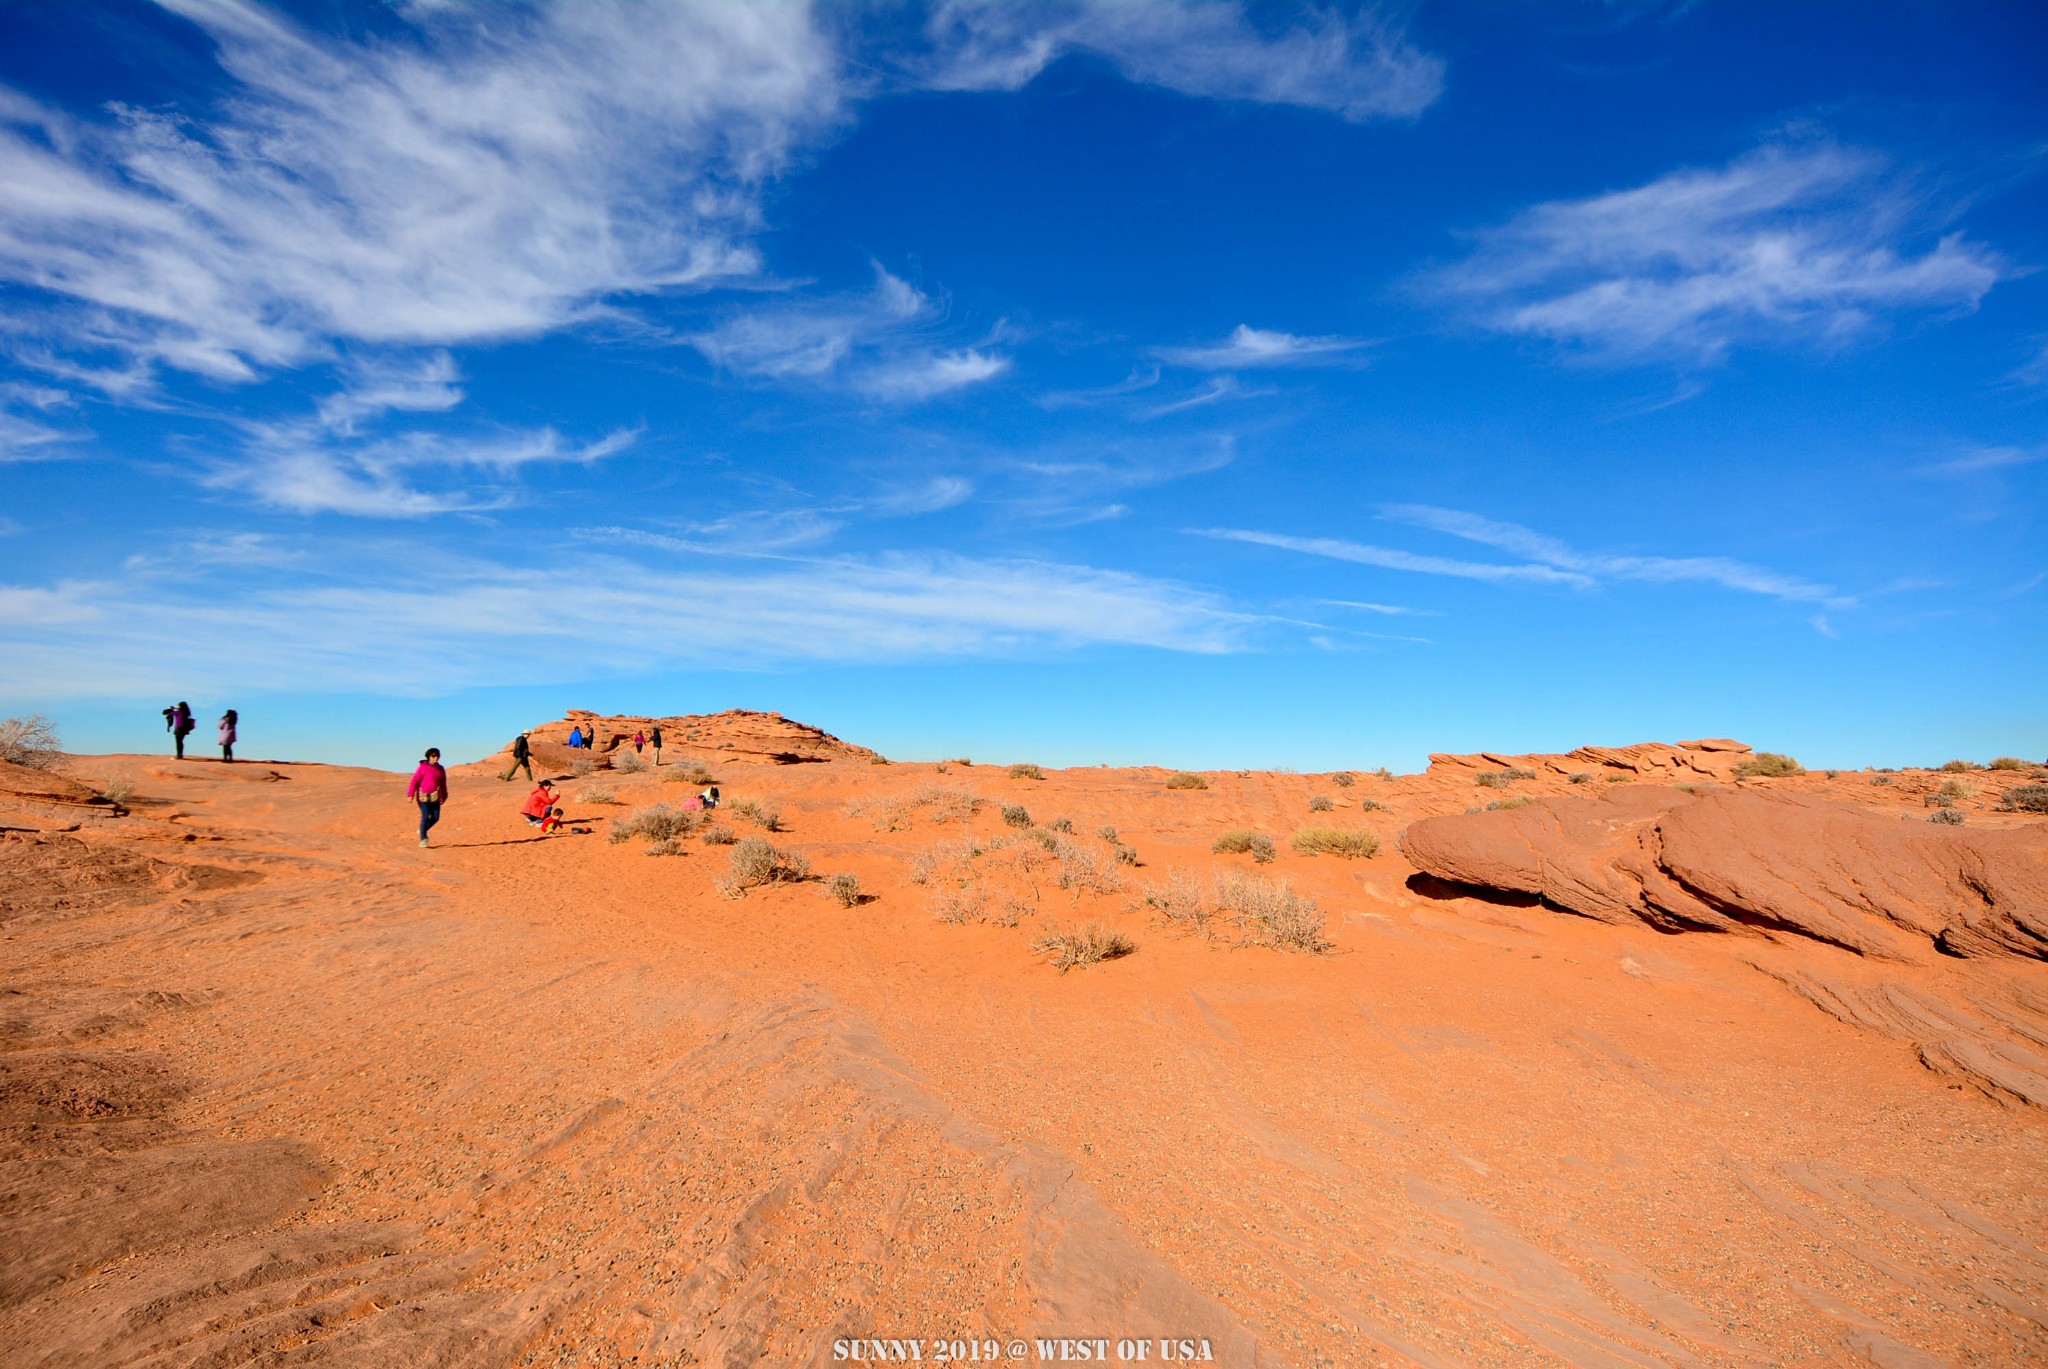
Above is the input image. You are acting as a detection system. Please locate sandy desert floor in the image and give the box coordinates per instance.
[3,719,2044,1368]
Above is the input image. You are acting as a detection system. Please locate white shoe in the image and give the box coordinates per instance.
[419,839,429,847]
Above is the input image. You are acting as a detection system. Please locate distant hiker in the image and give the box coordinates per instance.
[568,726,584,749]
[408,747,448,848]
[166,701,195,759]
[633,730,645,755]
[521,780,561,831]
[218,709,237,763]
[649,725,663,766]
[502,731,533,782]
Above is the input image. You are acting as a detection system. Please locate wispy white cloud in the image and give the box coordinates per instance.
[1137,375,1277,419]
[1198,528,1591,586]
[0,2,842,383]
[315,352,465,433]
[869,475,975,515]
[916,0,1443,121]
[1155,324,1368,369]
[0,543,1249,697]
[690,265,1009,402]
[1429,139,2005,364]
[0,408,82,462]
[1320,598,1439,617]
[1922,443,2047,476]
[2011,340,2048,388]
[1380,504,1849,604]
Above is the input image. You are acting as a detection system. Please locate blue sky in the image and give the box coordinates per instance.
[1,0,2042,771]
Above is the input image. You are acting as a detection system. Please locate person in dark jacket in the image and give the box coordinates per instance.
[650,724,663,766]
[502,731,533,782]
[165,701,195,759]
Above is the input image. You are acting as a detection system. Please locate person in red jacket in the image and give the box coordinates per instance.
[407,747,448,847]
[521,779,561,832]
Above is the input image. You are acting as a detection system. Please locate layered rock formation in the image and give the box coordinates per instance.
[512,709,883,768]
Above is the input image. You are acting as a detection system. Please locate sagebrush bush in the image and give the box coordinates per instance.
[1307,795,1333,812]
[1214,869,1330,953]
[1939,759,1980,773]
[1008,763,1045,780]
[0,715,61,769]
[1357,798,1384,812]
[1735,752,1804,778]
[1474,772,1502,788]
[1001,803,1032,828]
[725,837,810,892]
[662,763,719,786]
[1330,772,1355,788]
[607,802,699,846]
[2000,784,2048,814]
[1165,772,1207,790]
[1050,835,1121,894]
[1096,825,1119,841]
[647,838,685,857]
[730,799,782,832]
[1928,808,1965,826]
[701,824,738,846]
[1501,767,1537,781]
[1047,816,1074,833]
[1145,868,1212,935]
[1033,921,1134,972]
[826,872,862,907]
[1211,830,1275,863]
[102,776,135,804]
[613,751,646,774]
[1870,776,1893,786]
[1568,772,1593,785]
[570,756,596,777]
[1290,827,1378,858]
[1113,844,1141,866]
[1988,757,2029,771]
[1372,767,1393,780]
[1924,795,1955,809]
[1938,779,1976,800]
[583,784,622,805]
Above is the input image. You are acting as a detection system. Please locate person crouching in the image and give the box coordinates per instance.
[522,780,564,833]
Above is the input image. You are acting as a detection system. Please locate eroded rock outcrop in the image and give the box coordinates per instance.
[1425,738,1754,783]
[1400,787,2048,962]
[513,709,883,768]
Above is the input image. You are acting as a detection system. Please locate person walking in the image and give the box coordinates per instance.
[166,701,195,759]
[502,731,533,782]
[633,729,645,755]
[218,709,237,763]
[408,747,448,848]
[649,724,662,767]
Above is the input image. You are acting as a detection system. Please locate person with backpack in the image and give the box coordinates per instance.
[408,747,448,848]
[502,731,533,782]
[218,709,237,763]
[165,701,195,759]
[649,724,663,766]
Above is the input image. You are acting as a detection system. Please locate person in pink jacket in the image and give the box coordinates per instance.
[407,747,448,848]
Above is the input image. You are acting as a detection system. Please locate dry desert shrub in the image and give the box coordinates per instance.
[825,872,862,907]
[583,784,622,805]
[1939,759,1981,772]
[1473,772,1502,788]
[724,837,810,893]
[613,751,646,774]
[1164,771,1207,790]
[1050,834,1121,894]
[1008,763,1045,780]
[1924,794,1955,809]
[1046,816,1074,833]
[662,762,719,786]
[1290,827,1379,858]
[1113,844,1141,866]
[846,783,980,831]
[1870,776,1894,786]
[647,838,686,857]
[1214,870,1330,953]
[1033,920,1134,972]
[1148,868,1330,953]
[570,756,596,777]
[1568,772,1594,784]
[1097,825,1119,841]
[1357,798,1385,812]
[1211,829,1275,863]
[0,715,61,769]
[1735,752,1805,778]
[2000,785,2048,814]
[1929,809,1965,826]
[1988,756,2030,771]
[1001,803,1032,828]
[1489,796,1533,809]
[1372,766,1393,780]
[729,799,783,832]
[102,776,135,804]
[701,824,739,846]
[1330,772,1355,787]
[1307,795,1333,812]
[1938,778,1976,800]
[931,885,987,925]
[607,802,699,846]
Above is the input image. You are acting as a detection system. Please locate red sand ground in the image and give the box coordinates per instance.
[2,720,2044,1367]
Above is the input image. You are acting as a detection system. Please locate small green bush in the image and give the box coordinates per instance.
[826,872,862,907]
[1212,830,1276,863]
[1330,772,1355,787]
[1165,772,1208,790]
[1290,827,1379,858]
[1307,795,1333,812]
[1008,763,1045,780]
[1735,752,1804,778]
[1001,803,1032,828]
[1999,784,2048,814]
